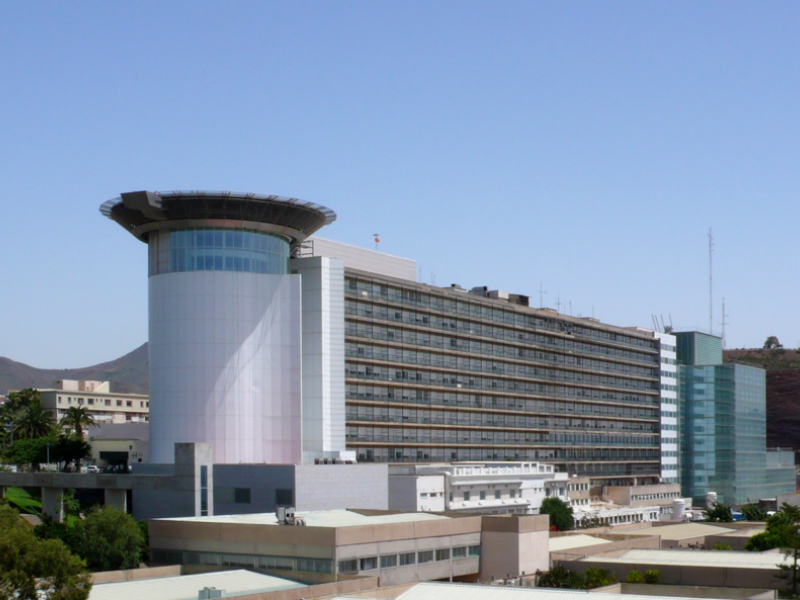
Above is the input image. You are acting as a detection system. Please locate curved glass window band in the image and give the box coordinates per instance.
[161,228,289,275]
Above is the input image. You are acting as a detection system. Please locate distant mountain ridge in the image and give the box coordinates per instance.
[0,343,149,395]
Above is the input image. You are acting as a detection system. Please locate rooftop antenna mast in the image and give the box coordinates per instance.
[374,233,380,252]
[720,298,729,349]
[708,228,714,335]
[539,283,547,308]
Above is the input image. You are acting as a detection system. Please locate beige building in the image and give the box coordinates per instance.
[39,380,149,427]
[148,509,550,585]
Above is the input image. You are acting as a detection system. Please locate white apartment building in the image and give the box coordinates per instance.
[389,462,572,515]
[39,380,149,426]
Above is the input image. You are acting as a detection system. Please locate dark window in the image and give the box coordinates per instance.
[234,488,251,504]
[275,488,293,505]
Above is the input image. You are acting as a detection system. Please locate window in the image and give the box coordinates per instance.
[420,493,427,498]
[116,400,122,407]
[275,489,293,505]
[418,551,434,564]
[463,492,470,501]
[58,397,62,404]
[468,545,481,557]
[452,547,467,559]
[88,398,94,405]
[297,558,332,573]
[495,490,501,500]
[234,488,251,504]
[339,559,358,574]
[126,401,132,407]
[480,491,486,500]
[200,466,208,516]
[510,489,516,499]
[360,557,378,571]
[105,399,111,406]
[435,549,450,561]
[380,554,397,568]
[399,552,415,566]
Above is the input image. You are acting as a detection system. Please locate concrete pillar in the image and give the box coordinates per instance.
[104,488,127,512]
[41,487,64,522]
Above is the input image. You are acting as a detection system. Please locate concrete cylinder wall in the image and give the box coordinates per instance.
[148,270,302,464]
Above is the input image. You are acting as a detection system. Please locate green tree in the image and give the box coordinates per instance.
[584,566,616,589]
[12,400,56,441]
[704,502,734,522]
[747,503,800,552]
[626,570,643,583]
[541,497,574,532]
[537,565,585,589]
[742,503,767,522]
[0,503,91,600]
[71,506,144,571]
[59,407,96,439]
[764,336,784,350]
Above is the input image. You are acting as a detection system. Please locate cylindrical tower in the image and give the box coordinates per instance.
[101,191,336,464]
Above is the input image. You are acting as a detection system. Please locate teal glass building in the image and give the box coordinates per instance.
[677,332,795,505]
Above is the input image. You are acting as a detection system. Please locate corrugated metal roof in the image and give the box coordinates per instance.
[582,548,790,569]
[89,570,304,600]
[159,509,450,528]
[548,535,609,552]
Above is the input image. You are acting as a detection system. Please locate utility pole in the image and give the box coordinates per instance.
[720,298,729,350]
[709,228,714,335]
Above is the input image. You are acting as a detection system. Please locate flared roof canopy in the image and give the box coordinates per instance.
[100,190,336,244]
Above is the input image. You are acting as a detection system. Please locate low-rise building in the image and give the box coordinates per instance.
[388,462,571,515]
[148,509,550,585]
[39,380,149,426]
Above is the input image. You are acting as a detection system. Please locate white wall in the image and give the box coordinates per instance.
[149,271,302,464]
[310,237,417,282]
[291,256,347,462]
[295,463,388,510]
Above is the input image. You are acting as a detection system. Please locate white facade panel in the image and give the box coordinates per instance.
[309,237,417,282]
[149,271,302,465]
[291,256,348,461]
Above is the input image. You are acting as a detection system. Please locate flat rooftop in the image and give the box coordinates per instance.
[157,509,452,528]
[361,582,751,600]
[582,548,790,570]
[622,522,734,540]
[89,569,304,600]
[549,534,610,552]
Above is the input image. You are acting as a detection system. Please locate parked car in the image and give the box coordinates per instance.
[85,465,100,473]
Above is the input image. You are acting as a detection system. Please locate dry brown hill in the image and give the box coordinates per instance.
[0,343,148,395]
[725,348,800,451]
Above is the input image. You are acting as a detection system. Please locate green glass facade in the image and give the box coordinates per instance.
[675,331,723,366]
[677,331,795,505]
[680,364,768,505]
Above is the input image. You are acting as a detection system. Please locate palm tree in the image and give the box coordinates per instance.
[12,400,56,440]
[60,406,97,438]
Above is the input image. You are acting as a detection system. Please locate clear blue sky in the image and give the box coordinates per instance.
[1,2,798,368]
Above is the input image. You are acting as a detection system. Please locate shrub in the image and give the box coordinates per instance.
[537,565,585,589]
[644,569,660,584]
[584,566,616,589]
[626,570,643,583]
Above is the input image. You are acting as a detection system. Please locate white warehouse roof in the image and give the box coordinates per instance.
[89,570,304,600]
